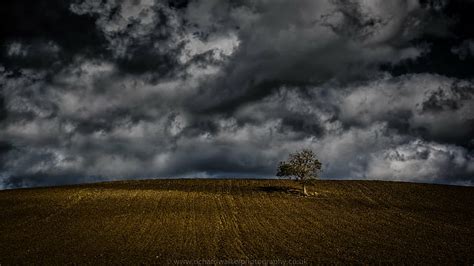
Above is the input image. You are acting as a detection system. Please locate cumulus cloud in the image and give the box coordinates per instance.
[367,140,474,185]
[339,74,474,145]
[189,0,439,113]
[0,0,473,188]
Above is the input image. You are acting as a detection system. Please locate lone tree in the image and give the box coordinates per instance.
[276,149,322,196]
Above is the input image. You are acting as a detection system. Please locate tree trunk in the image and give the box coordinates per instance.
[303,184,308,196]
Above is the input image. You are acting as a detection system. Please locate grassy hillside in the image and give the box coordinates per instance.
[0,179,473,264]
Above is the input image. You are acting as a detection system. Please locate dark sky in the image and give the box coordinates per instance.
[0,0,473,189]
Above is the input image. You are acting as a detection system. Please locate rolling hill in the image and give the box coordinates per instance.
[0,179,473,264]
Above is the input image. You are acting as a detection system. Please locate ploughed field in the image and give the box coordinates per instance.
[0,179,473,264]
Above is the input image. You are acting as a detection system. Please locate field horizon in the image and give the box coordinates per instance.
[3,177,471,192]
[1,179,473,264]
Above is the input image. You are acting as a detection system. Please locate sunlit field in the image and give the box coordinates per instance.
[1,179,473,264]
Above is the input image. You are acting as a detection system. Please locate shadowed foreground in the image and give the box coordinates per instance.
[0,179,473,264]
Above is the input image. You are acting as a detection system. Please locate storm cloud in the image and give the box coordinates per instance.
[0,0,473,188]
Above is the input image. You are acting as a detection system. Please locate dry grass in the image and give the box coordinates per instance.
[0,179,473,264]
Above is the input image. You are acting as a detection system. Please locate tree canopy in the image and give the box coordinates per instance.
[277,149,322,195]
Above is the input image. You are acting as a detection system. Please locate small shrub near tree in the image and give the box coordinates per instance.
[276,149,322,196]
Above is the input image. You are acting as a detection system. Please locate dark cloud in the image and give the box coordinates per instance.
[188,0,443,114]
[0,0,473,189]
[0,0,108,71]
[387,0,474,78]
[68,0,190,77]
[0,141,13,171]
[451,39,474,59]
[337,74,474,147]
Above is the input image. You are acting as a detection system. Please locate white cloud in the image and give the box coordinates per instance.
[367,140,474,184]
